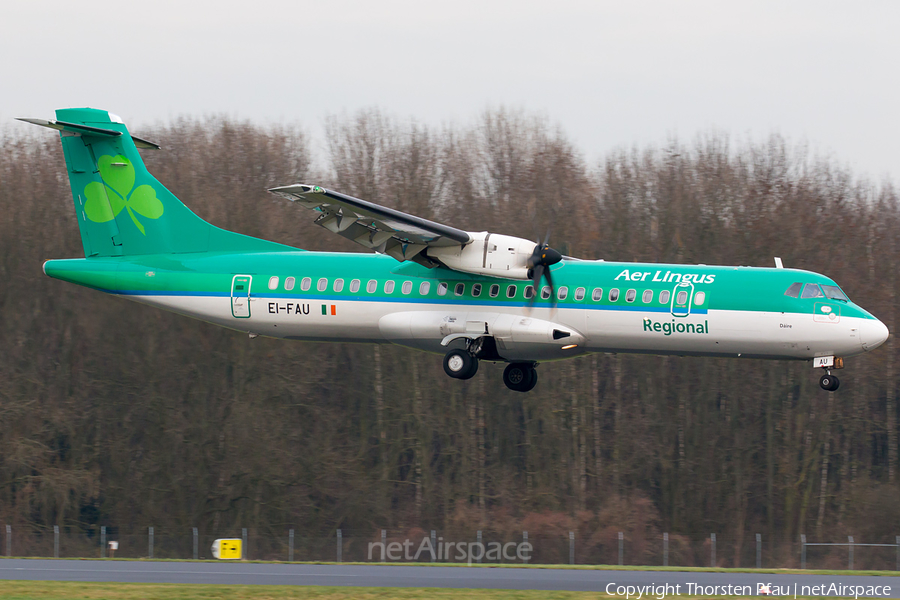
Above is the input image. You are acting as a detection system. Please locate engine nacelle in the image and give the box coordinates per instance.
[426,232,536,280]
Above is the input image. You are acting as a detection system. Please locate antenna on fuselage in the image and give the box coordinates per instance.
[774,257,784,269]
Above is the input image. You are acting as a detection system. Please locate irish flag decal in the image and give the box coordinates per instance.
[321,304,336,316]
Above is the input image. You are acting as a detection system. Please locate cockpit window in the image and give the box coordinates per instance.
[801,283,825,299]
[821,285,849,302]
[784,282,803,298]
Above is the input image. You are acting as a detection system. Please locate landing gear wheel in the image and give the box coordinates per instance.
[444,349,478,380]
[503,363,538,392]
[819,374,840,391]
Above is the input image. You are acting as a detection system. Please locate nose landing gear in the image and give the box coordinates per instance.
[819,372,840,391]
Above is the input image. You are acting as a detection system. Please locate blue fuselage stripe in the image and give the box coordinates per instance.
[116,289,709,314]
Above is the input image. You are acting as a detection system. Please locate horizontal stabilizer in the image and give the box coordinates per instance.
[17,118,160,149]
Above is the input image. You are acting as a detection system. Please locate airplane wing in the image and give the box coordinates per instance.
[269,184,471,265]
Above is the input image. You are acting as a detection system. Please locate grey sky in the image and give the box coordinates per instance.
[3,0,898,181]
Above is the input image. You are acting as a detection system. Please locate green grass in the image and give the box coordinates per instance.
[0,582,600,600]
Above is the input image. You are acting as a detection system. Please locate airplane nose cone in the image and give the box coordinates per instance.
[860,319,889,352]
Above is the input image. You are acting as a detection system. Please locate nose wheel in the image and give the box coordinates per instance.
[503,363,538,392]
[819,373,840,391]
[443,349,479,380]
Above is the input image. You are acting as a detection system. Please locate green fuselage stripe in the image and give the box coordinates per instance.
[42,251,875,321]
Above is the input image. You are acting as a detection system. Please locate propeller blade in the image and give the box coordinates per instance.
[545,267,556,309]
[529,264,544,307]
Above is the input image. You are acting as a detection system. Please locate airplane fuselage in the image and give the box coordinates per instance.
[43,250,887,364]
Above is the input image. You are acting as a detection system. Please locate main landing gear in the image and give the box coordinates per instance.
[443,349,479,380]
[503,362,538,393]
[442,340,538,392]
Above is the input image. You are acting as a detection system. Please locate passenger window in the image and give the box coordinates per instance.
[285,276,295,291]
[676,290,688,304]
[642,290,653,303]
[366,279,377,293]
[419,281,431,295]
[455,283,465,296]
[268,276,279,290]
[438,282,448,296]
[350,279,360,293]
[541,286,551,300]
[784,282,803,298]
[592,288,603,301]
[694,291,706,305]
[626,289,636,302]
[385,281,395,294]
[402,281,412,294]
[558,286,568,300]
[659,290,670,304]
[301,277,311,291]
[609,288,620,302]
[317,278,327,292]
[472,283,482,297]
[801,284,825,299]
[333,278,344,292]
[524,286,535,299]
[489,284,500,298]
[506,285,517,298]
[575,287,585,301]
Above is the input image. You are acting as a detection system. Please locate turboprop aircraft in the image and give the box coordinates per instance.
[21,108,889,392]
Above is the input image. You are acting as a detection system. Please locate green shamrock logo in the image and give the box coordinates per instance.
[83,155,163,234]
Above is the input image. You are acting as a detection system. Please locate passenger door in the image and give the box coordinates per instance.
[671,280,694,318]
[231,275,252,318]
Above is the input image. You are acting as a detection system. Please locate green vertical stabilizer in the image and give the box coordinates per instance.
[27,108,293,257]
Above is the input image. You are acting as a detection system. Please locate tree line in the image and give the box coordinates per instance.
[0,109,897,566]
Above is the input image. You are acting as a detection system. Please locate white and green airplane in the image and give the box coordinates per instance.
[21,108,889,392]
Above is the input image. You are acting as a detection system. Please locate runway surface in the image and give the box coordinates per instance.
[1,559,899,594]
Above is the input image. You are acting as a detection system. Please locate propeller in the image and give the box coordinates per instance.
[527,230,563,307]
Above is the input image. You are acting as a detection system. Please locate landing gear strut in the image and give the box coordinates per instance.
[503,362,538,392]
[819,372,840,391]
[443,349,478,380]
